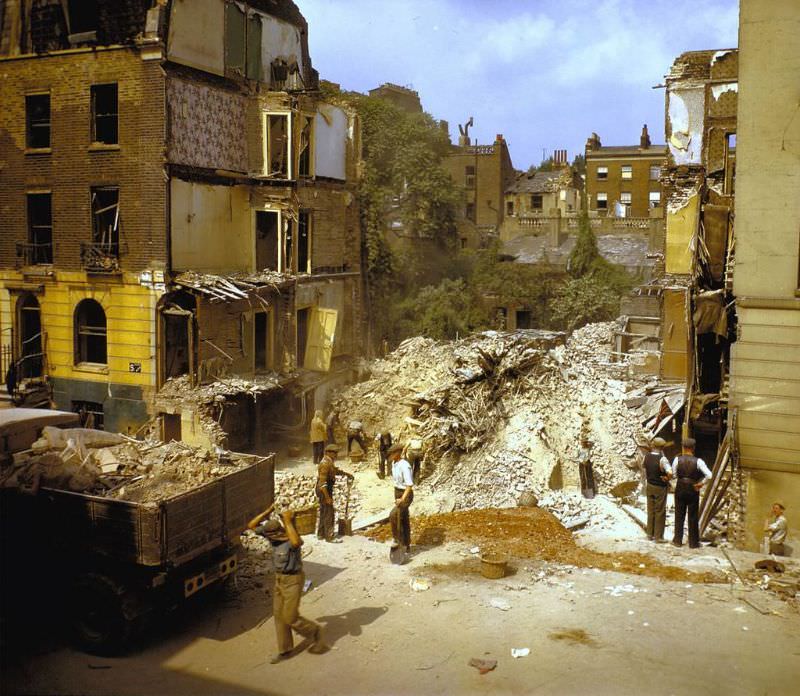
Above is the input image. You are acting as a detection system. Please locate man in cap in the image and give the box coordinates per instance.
[247,506,326,663]
[316,443,354,542]
[671,437,712,549]
[374,430,393,479]
[642,436,672,542]
[764,502,788,556]
[388,443,414,552]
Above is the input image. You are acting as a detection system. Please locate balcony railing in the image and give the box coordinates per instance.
[15,241,53,266]
[80,242,120,273]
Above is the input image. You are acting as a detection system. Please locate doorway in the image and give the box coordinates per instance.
[296,308,310,367]
[255,210,279,271]
[16,293,43,378]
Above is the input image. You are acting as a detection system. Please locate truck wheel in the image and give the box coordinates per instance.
[69,573,135,655]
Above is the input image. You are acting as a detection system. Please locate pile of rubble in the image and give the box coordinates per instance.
[335,322,653,510]
[274,470,362,520]
[2,426,254,504]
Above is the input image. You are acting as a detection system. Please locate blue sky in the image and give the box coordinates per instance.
[298,0,739,169]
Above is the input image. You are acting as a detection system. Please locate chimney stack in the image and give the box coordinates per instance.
[640,123,651,148]
[585,132,601,152]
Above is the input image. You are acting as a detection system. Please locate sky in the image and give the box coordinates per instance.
[298,0,739,169]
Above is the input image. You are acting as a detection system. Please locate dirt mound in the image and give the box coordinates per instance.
[364,507,721,584]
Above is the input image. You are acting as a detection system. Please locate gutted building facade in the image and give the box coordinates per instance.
[0,0,364,445]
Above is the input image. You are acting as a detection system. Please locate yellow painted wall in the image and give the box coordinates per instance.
[665,193,698,274]
[743,470,800,555]
[0,270,158,389]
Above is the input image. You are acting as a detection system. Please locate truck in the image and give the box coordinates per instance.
[0,409,274,654]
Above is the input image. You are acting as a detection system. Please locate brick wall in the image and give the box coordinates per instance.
[0,47,167,272]
[585,153,665,218]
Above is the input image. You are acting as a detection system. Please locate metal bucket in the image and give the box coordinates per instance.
[480,554,508,579]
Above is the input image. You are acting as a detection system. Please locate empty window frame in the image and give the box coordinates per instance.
[224,1,246,76]
[298,115,314,177]
[531,194,543,210]
[596,192,608,210]
[255,210,279,271]
[26,193,53,264]
[297,210,311,273]
[74,299,107,365]
[649,165,661,180]
[67,0,98,35]
[91,187,120,256]
[465,202,476,221]
[506,200,514,216]
[724,132,736,196]
[596,166,608,180]
[649,191,662,208]
[91,84,118,145]
[620,192,632,205]
[25,93,50,149]
[621,165,633,180]
[246,13,262,80]
[265,113,291,179]
[465,165,475,188]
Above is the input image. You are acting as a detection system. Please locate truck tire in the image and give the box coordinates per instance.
[68,573,137,655]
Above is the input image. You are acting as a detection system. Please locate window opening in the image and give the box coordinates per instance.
[91,83,118,145]
[465,165,475,188]
[297,210,311,273]
[26,193,53,264]
[596,166,608,180]
[67,0,98,34]
[74,299,107,365]
[466,202,475,221]
[298,115,313,177]
[90,186,120,260]
[650,165,661,180]
[724,133,736,196]
[26,94,50,149]
[267,114,290,178]
[296,308,310,366]
[531,194,543,210]
[255,210,279,271]
[72,401,104,430]
[596,192,608,210]
[506,201,514,216]
[649,191,661,208]
[17,293,43,379]
[621,165,632,180]
[254,312,269,371]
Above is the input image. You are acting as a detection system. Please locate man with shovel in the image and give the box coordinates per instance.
[388,443,414,558]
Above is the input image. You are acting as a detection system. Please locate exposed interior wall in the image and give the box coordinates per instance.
[665,193,698,274]
[167,0,225,75]
[261,13,305,80]
[314,104,348,180]
[743,470,800,554]
[170,180,253,273]
[661,288,688,381]
[667,87,705,165]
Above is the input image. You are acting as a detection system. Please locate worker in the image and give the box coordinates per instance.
[346,419,367,457]
[247,506,327,663]
[577,436,596,499]
[642,436,671,542]
[374,430,393,479]
[325,410,338,445]
[309,410,326,465]
[316,443,354,543]
[671,437,712,549]
[388,443,414,552]
[764,502,788,556]
[403,436,424,483]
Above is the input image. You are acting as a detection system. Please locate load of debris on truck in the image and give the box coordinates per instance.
[1,426,257,504]
[333,321,678,510]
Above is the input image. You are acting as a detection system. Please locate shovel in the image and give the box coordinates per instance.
[337,478,353,536]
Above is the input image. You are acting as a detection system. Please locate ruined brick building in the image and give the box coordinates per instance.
[0,0,365,449]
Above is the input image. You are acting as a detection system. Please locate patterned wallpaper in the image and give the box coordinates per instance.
[167,78,248,172]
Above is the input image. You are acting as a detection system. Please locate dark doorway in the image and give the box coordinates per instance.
[72,401,104,430]
[17,293,43,378]
[254,312,268,371]
[516,310,533,329]
[255,210,279,271]
[160,291,196,382]
[296,308,310,367]
[297,211,310,273]
[161,413,181,443]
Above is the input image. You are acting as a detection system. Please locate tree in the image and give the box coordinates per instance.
[551,275,621,331]
[569,209,600,277]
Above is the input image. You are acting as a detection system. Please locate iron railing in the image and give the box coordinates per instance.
[15,241,53,266]
[80,242,120,273]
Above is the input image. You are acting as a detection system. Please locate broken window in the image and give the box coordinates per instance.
[67,0,98,36]
[283,217,294,272]
[72,401,104,430]
[254,311,270,371]
[621,165,632,180]
[466,202,475,221]
[649,165,661,180]
[531,194,543,210]
[26,193,53,264]
[91,84,118,145]
[90,187,120,257]
[224,1,246,76]
[74,299,107,365]
[649,191,661,208]
[298,115,313,177]
[266,113,291,178]
[596,192,608,210]
[26,94,50,149]
[596,166,608,180]
[255,210,279,271]
[725,133,736,195]
[297,210,311,274]
[246,13,262,80]
[465,165,475,188]
[506,201,514,216]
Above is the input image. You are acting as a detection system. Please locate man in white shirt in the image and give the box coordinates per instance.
[388,443,414,552]
[765,502,788,556]
[671,437,712,549]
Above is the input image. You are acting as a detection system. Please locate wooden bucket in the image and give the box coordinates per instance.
[480,554,508,579]
[293,506,317,535]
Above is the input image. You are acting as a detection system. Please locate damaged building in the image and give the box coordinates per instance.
[0,0,365,447]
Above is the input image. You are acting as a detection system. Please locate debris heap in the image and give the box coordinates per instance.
[335,323,655,510]
[274,470,362,520]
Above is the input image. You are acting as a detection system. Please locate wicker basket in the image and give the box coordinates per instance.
[293,506,318,535]
[480,554,508,579]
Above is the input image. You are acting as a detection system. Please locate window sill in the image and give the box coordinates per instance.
[25,147,52,155]
[88,143,120,152]
[74,363,109,375]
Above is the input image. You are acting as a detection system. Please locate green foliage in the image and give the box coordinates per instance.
[569,209,600,277]
[551,275,621,331]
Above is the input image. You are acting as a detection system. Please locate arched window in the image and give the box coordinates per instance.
[74,299,107,365]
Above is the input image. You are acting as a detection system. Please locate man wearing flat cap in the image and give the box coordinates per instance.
[316,443,354,542]
[642,436,672,542]
[671,437,712,548]
[388,443,414,552]
[247,507,326,663]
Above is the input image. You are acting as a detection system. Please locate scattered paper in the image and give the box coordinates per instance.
[511,648,530,659]
[489,598,511,611]
[410,578,431,592]
[470,546,480,554]
[733,606,747,614]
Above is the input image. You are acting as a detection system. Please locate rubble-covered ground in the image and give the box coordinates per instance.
[334,322,654,510]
